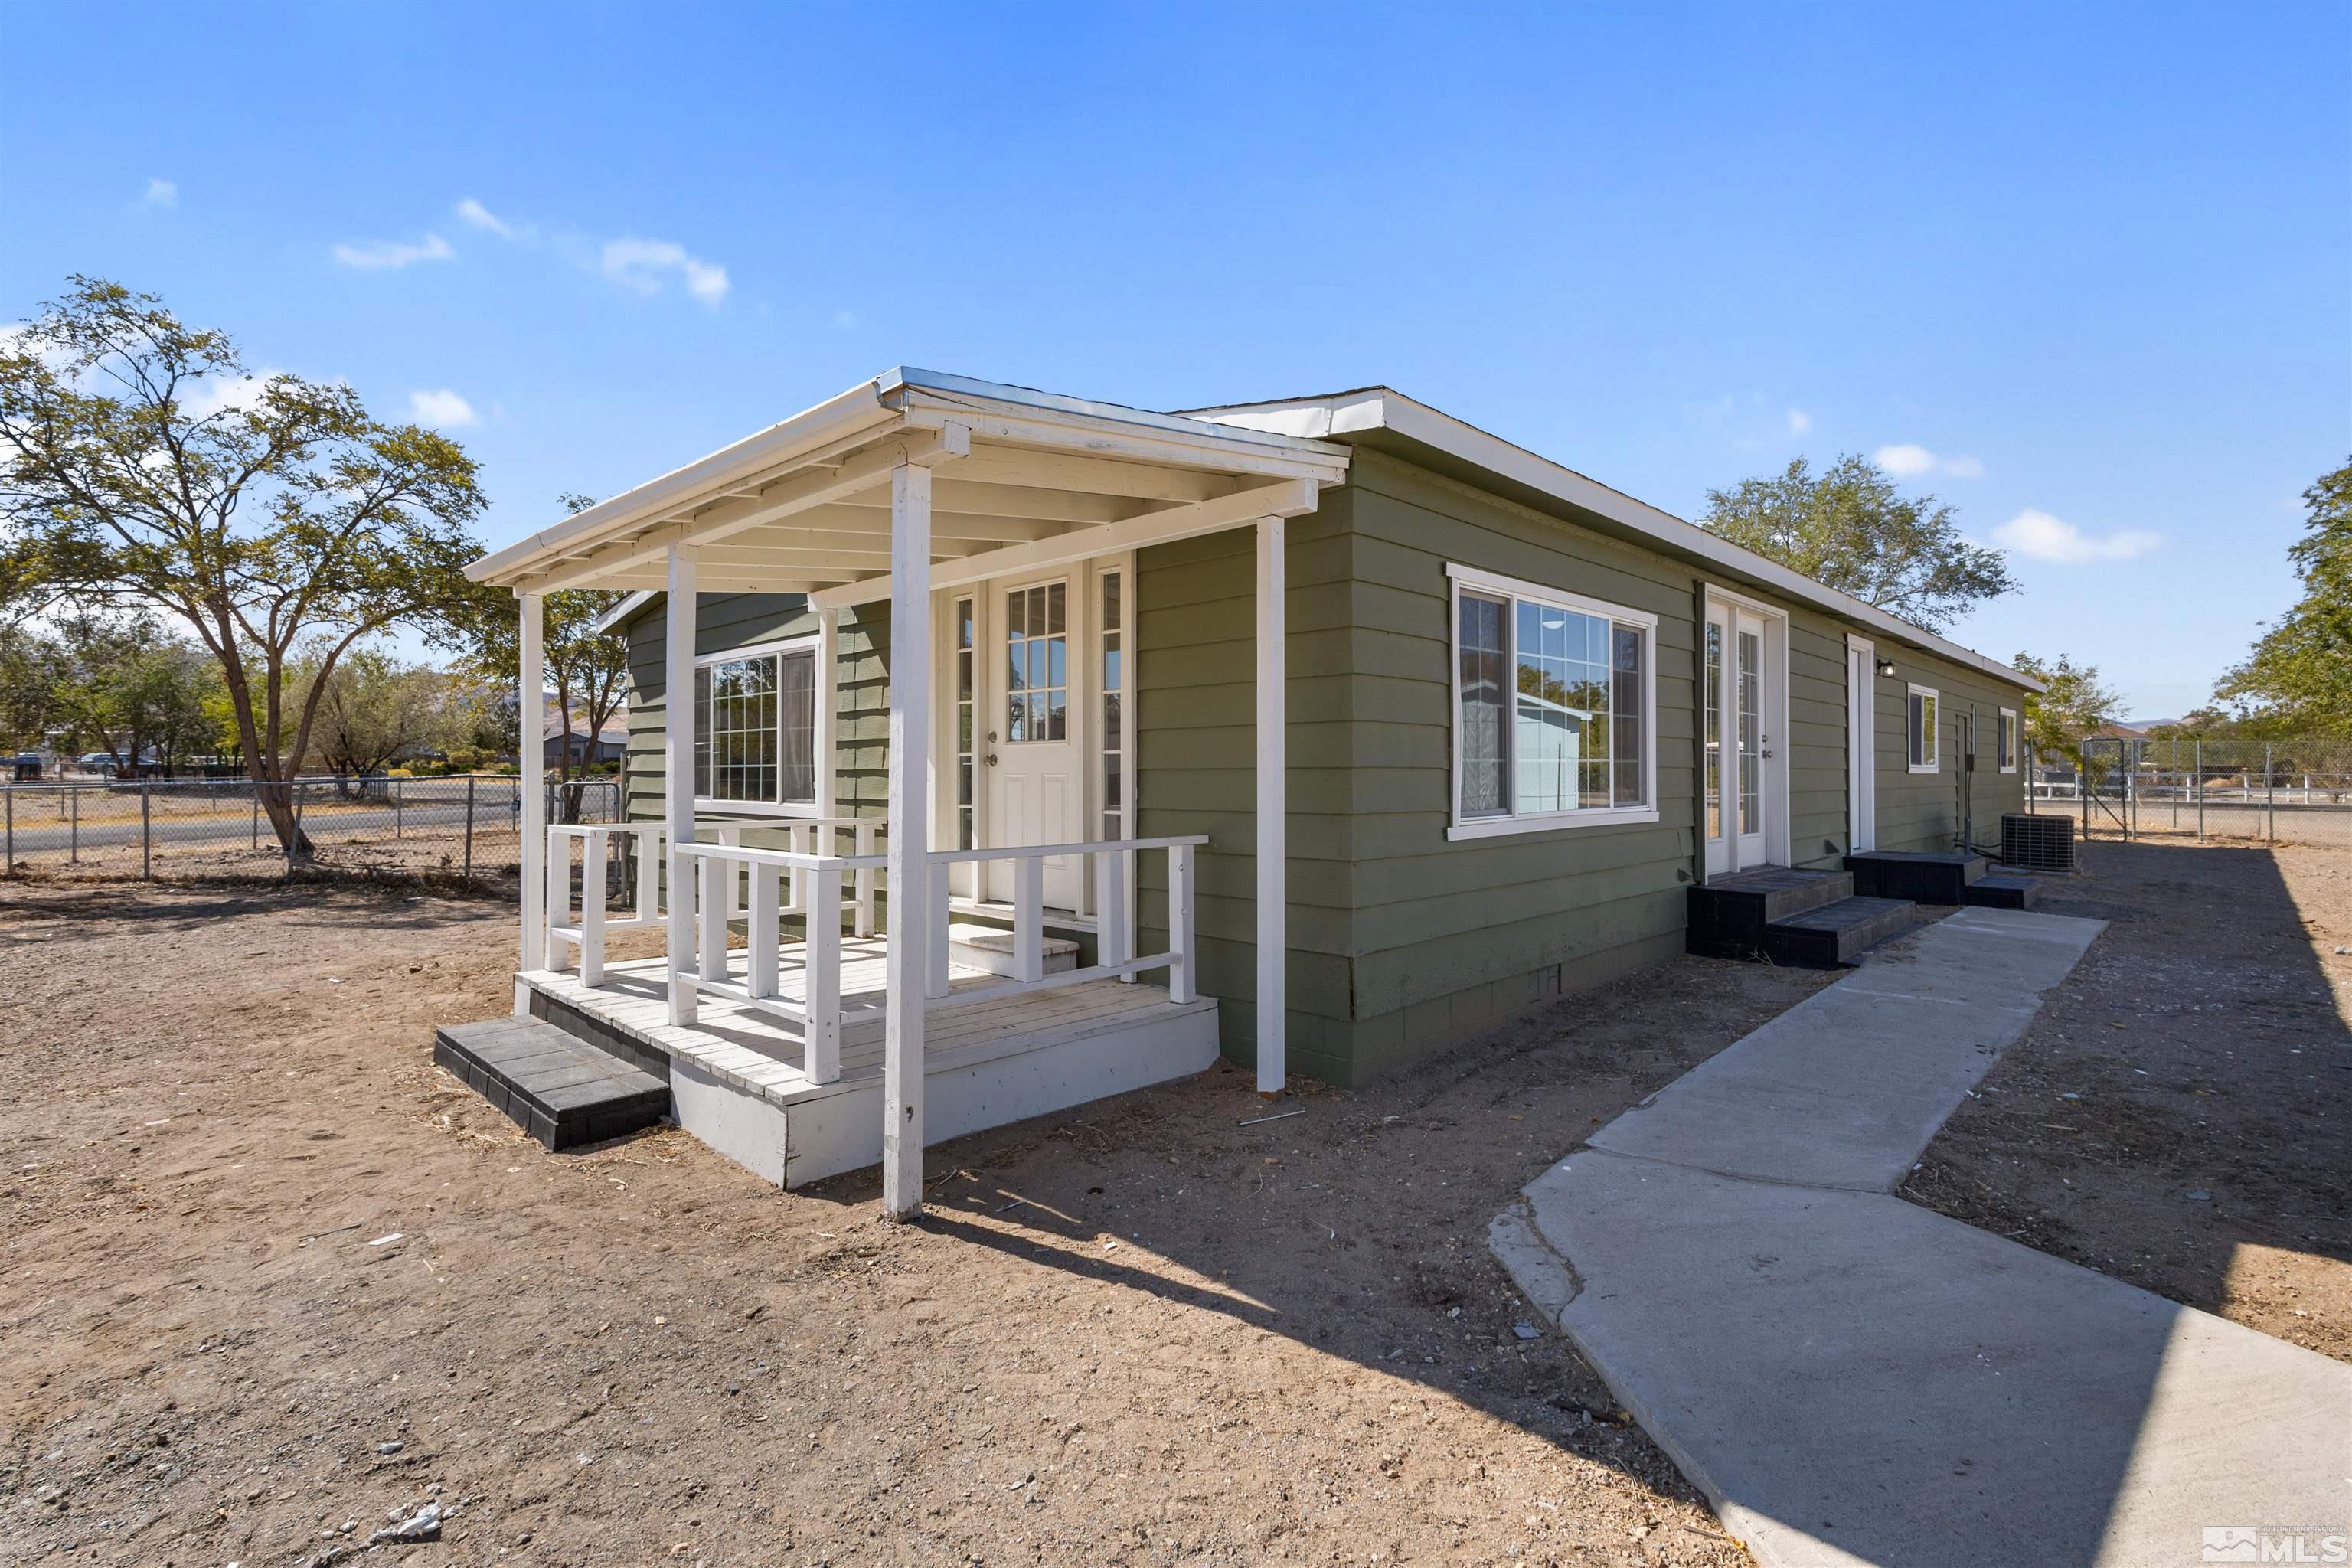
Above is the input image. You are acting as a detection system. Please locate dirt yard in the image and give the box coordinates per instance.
[1903,839,2352,1362]
[0,883,1837,1568]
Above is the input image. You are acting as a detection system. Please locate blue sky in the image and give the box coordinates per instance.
[5,1,2346,717]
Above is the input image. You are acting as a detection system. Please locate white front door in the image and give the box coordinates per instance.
[986,575,1083,907]
[1702,596,1785,877]
[1847,637,1877,852]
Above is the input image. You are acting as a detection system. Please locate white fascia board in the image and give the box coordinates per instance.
[466,381,900,586]
[1192,388,2042,694]
[592,590,657,635]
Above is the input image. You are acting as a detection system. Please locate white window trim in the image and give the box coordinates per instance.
[1446,562,1661,841]
[1907,683,1941,774]
[1997,707,2020,773]
[692,632,826,818]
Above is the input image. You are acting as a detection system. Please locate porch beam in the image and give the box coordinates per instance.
[665,545,701,1027]
[520,426,968,594]
[900,405,1350,487]
[1256,514,1286,1096]
[833,478,1155,524]
[881,459,932,1221]
[790,500,1096,541]
[946,449,1233,505]
[515,590,547,1003]
[810,477,1318,611]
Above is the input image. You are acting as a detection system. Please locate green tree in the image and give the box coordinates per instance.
[0,612,219,773]
[0,278,487,856]
[1700,455,2017,633]
[299,643,462,779]
[456,493,628,818]
[2010,650,2124,760]
[2213,457,2352,734]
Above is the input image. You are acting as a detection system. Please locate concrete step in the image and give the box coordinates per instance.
[1761,895,1922,968]
[434,1017,669,1151]
[1962,873,2039,910]
[947,922,1079,978]
[1845,851,1990,904]
[1687,867,1854,959]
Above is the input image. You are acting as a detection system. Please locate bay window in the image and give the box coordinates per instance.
[1449,564,1657,839]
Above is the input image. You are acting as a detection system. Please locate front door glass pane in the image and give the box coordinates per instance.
[1737,629,1761,835]
[1004,582,1068,743]
[1704,622,1723,839]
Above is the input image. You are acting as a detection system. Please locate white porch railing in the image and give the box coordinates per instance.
[660,832,1207,1087]
[918,836,1205,1006]
[545,823,666,986]
[546,817,883,991]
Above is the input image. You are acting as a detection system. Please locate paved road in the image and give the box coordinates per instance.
[1491,909,2352,1568]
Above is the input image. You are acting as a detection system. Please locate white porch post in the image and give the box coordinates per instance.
[1255,514,1286,1096]
[882,459,932,1220]
[665,545,701,1027]
[516,590,547,1007]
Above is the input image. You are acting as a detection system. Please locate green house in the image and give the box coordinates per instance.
[466,370,2038,1207]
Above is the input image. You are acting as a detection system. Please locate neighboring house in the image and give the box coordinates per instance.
[542,694,628,769]
[461,369,2038,1204]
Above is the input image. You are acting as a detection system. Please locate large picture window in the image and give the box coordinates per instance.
[1449,564,1657,840]
[693,639,818,809]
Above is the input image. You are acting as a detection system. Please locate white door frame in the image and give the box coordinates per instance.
[1701,585,1792,874]
[934,552,1135,921]
[1846,632,1877,853]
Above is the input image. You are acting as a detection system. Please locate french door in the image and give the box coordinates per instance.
[1702,596,1785,877]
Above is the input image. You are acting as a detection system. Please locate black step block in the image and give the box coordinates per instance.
[433,1017,669,1151]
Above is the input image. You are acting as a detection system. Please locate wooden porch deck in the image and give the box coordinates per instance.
[514,936,1220,1187]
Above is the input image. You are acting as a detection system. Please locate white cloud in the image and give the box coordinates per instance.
[1991,508,2161,564]
[601,237,729,305]
[455,198,516,238]
[181,369,282,420]
[831,309,858,332]
[1875,443,1936,477]
[333,233,455,270]
[407,388,479,428]
[142,177,178,209]
[1785,408,1811,436]
[1874,443,1984,479]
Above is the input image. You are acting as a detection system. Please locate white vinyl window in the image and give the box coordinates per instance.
[1449,564,1658,841]
[1998,707,2020,773]
[1908,684,1940,773]
[693,637,819,812]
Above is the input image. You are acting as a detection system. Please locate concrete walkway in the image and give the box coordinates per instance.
[1491,907,2352,1568]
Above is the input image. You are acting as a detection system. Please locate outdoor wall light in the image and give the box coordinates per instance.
[1876,658,1897,678]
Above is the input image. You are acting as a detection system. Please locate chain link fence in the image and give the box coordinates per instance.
[2024,734,2352,849]
[0,775,622,884]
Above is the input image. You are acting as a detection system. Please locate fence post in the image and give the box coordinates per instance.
[2170,736,2178,831]
[2196,738,2204,842]
[70,788,79,864]
[141,782,152,881]
[2265,743,2275,844]
[462,775,477,884]
[251,787,259,851]
[4,787,11,870]
[394,777,403,841]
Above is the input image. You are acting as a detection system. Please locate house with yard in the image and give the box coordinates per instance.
[447,368,2040,1214]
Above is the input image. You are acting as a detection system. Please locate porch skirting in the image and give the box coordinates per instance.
[517,957,1217,1188]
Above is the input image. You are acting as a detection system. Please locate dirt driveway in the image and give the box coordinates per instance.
[1903,839,2352,1361]
[2,883,1823,1567]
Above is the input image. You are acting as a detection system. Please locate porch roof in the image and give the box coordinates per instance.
[465,367,1350,601]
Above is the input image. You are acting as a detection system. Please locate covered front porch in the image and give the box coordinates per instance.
[466,369,1351,1214]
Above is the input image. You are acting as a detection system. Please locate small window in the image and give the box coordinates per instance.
[953,597,975,848]
[1449,564,1658,839]
[1997,707,2019,773]
[1908,685,1940,773]
[693,639,818,809]
[1101,569,1125,840]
